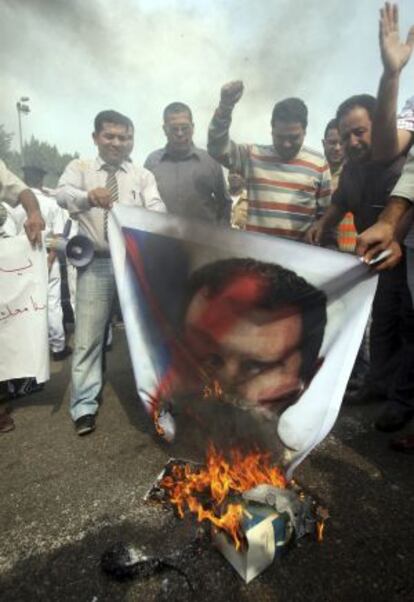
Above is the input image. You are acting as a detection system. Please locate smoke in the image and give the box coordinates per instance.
[2,0,412,159]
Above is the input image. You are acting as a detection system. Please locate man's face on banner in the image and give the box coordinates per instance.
[184,284,304,411]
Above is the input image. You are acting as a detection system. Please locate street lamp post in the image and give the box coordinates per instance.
[16,97,30,166]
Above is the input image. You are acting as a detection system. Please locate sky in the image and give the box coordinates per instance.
[2,0,414,164]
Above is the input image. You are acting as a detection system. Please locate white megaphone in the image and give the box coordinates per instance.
[46,221,95,268]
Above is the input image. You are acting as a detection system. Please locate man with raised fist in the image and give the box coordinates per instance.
[207,81,331,241]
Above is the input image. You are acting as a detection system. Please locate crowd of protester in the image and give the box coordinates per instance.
[0,2,413,453]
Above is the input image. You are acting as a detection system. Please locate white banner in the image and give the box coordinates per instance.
[109,206,377,475]
[0,235,49,383]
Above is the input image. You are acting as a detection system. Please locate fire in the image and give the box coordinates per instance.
[203,380,223,399]
[160,444,286,550]
[153,409,165,438]
[316,520,325,542]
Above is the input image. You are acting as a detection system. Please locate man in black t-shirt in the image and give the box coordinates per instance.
[307,96,414,430]
[307,4,414,433]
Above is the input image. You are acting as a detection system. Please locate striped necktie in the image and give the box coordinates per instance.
[102,164,119,242]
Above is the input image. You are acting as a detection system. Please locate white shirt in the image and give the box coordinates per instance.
[56,156,166,251]
[8,188,66,238]
[0,160,26,207]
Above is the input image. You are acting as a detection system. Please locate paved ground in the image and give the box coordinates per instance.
[0,328,413,602]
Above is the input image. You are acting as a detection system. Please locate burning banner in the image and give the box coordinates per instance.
[105,206,377,583]
[109,206,376,475]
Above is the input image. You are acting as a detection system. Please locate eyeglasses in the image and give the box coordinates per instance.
[166,125,193,135]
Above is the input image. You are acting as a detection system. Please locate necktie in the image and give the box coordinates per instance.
[102,164,119,241]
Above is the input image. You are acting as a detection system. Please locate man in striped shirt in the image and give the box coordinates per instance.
[207,81,331,241]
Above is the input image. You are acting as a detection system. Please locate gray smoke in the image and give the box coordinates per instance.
[2,0,408,158]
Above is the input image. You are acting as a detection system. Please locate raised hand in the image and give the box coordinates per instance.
[220,81,244,108]
[380,2,414,74]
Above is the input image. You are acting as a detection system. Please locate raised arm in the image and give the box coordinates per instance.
[372,2,414,162]
[207,80,248,171]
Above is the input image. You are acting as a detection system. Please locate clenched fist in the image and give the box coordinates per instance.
[88,187,113,209]
[220,80,244,108]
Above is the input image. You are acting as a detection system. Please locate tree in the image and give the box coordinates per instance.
[0,125,13,158]
[22,136,79,188]
[0,125,78,187]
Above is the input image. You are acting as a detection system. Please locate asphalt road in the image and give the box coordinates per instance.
[0,328,413,602]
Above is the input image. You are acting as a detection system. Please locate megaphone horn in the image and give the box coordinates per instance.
[45,234,95,268]
[66,235,95,268]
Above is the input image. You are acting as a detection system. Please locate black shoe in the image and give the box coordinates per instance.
[75,414,96,436]
[7,378,44,399]
[375,406,413,433]
[52,346,73,361]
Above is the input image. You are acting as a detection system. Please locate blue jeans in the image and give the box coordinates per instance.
[70,258,115,421]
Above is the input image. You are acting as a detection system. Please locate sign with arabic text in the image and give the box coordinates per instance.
[0,235,49,382]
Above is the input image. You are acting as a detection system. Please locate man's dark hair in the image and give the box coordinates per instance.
[94,110,134,134]
[163,102,193,123]
[336,94,376,123]
[323,118,339,139]
[22,165,46,188]
[271,98,308,128]
[186,258,327,381]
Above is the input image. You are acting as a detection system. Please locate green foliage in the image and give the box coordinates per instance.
[0,126,78,188]
[0,126,22,176]
[0,125,13,158]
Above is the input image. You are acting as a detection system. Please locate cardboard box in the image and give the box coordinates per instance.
[212,504,290,583]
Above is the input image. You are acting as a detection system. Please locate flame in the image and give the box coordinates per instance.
[160,444,286,550]
[153,409,165,438]
[316,520,325,542]
[203,380,224,399]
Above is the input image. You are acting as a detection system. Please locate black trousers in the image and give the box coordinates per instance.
[369,255,414,410]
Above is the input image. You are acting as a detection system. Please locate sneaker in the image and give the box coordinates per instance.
[375,405,413,433]
[75,414,96,436]
[0,412,15,433]
[52,346,73,362]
